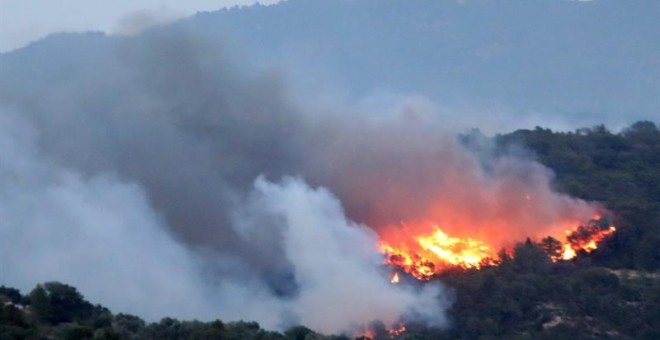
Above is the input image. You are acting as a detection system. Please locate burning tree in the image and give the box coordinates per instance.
[379,217,616,280]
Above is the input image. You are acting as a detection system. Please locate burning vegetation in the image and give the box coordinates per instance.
[380,217,615,281]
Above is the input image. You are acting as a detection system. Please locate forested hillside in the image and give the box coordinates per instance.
[3,121,658,339]
[497,121,660,271]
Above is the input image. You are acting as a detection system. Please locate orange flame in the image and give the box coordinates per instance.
[388,324,406,337]
[380,225,498,280]
[561,244,577,260]
[417,228,498,269]
[555,224,616,261]
[380,218,615,279]
[357,324,407,339]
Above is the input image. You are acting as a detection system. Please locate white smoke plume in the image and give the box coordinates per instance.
[235,177,446,333]
[0,111,215,320]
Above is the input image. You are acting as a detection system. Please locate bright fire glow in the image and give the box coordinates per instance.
[390,272,400,283]
[556,224,616,261]
[388,325,406,337]
[561,244,577,260]
[381,225,499,280]
[417,228,497,268]
[380,219,615,280]
[358,324,407,339]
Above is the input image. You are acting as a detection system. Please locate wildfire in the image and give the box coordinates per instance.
[380,218,615,280]
[417,229,498,269]
[390,272,400,283]
[558,224,616,261]
[358,324,407,339]
[388,325,406,337]
[561,244,576,261]
[381,226,499,280]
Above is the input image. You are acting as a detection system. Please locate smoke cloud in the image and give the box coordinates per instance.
[235,177,446,333]
[0,110,446,331]
[0,24,599,333]
[0,111,216,320]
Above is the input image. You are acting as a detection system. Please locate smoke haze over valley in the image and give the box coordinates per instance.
[1,0,658,336]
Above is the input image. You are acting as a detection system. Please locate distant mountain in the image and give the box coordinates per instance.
[2,0,659,128]
[178,0,660,126]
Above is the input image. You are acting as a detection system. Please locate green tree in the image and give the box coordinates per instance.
[512,239,552,274]
[43,282,93,324]
[29,284,52,324]
[284,325,315,340]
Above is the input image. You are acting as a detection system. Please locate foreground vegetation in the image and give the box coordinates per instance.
[1,282,330,340]
[2,121,659,339]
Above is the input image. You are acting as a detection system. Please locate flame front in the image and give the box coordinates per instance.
[417,228,498,269]
[557,224,616,261]
[381,225,498,280]
[380,218,615,280]
[357,324,407,339]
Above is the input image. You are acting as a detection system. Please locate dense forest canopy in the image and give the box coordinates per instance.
[496,121,660,271]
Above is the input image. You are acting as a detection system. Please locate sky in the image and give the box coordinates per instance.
[0,0,281,53]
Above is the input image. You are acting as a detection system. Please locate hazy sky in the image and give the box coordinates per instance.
[0,0,281,52]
